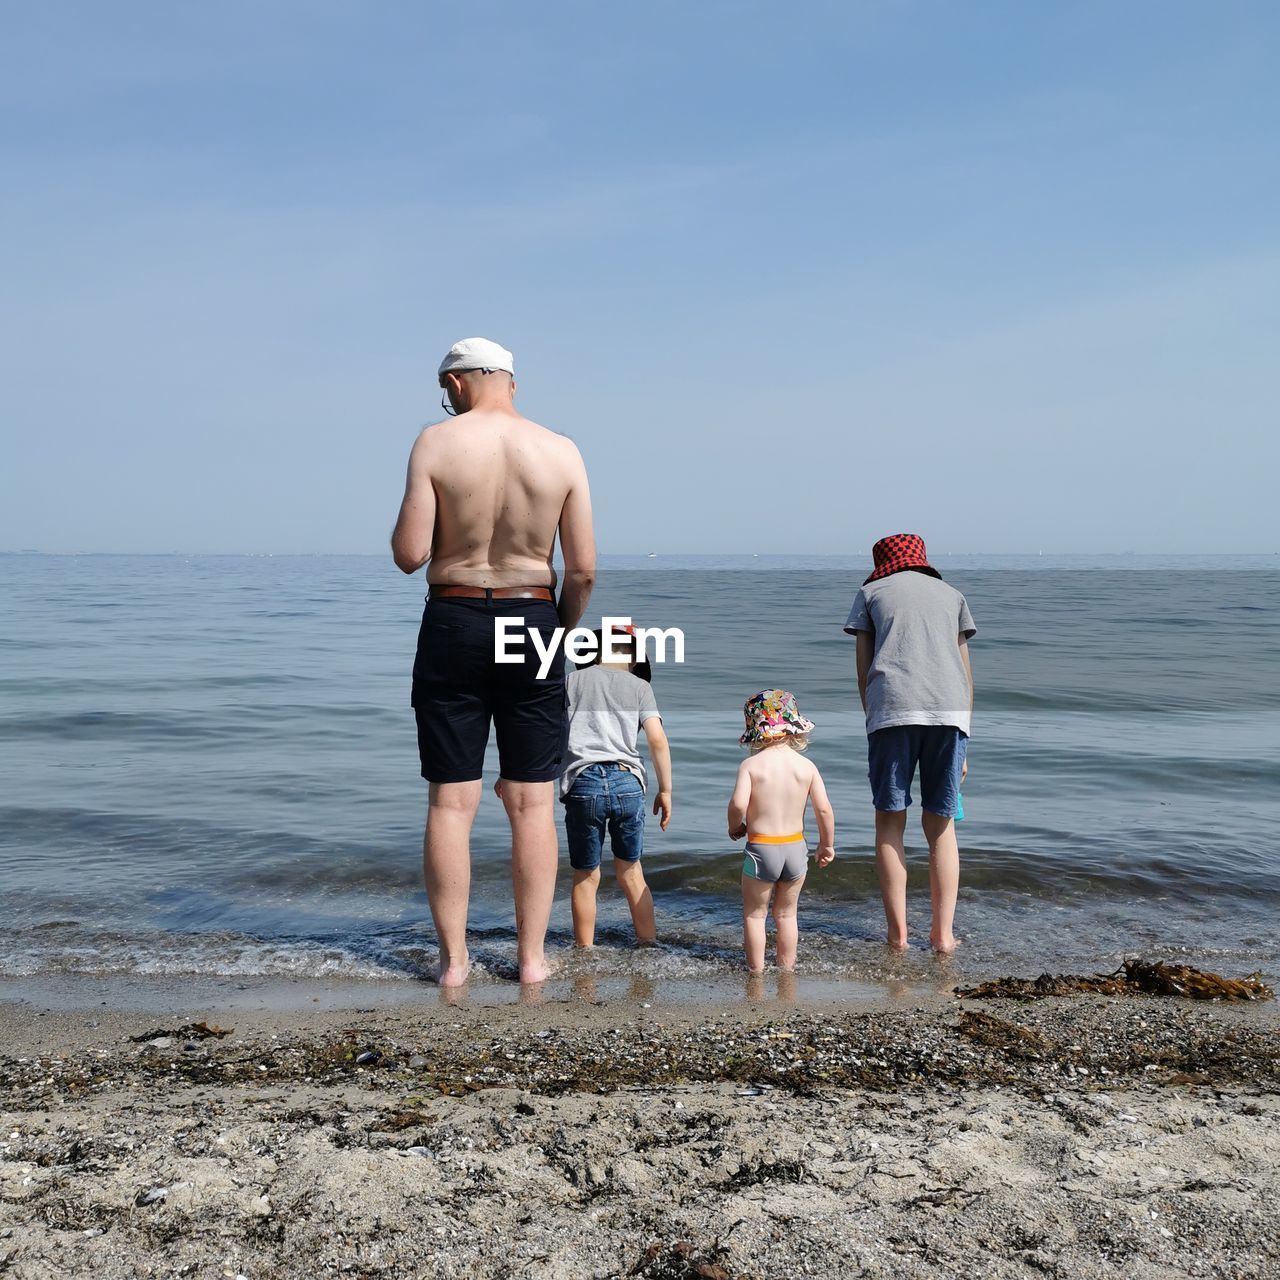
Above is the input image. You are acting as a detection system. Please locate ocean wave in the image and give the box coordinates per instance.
[0,931,411,982]
[0,916,1273,988]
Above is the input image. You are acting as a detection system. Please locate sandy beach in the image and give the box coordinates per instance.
[2,985,1277,1279]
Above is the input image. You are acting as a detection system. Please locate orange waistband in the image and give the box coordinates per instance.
[747,832,805,844]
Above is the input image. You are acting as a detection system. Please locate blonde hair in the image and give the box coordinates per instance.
[748,734,810,754]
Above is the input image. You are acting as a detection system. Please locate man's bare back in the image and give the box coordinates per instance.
[393,409,583,586]
[392,369,594,628]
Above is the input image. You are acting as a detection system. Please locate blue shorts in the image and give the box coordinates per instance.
[868,725,967,819]
[562,764,645,871]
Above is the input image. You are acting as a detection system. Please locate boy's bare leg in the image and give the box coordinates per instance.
[613,858,657,944]
[499,780,558,983]
[770,875,806,971]
[424,781,481,986]
[741,875,773,973]
[571,868,601,947]
[874,809,910,949]
[921,810,959,953]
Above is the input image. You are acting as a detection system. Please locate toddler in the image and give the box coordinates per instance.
[727,690,835,972]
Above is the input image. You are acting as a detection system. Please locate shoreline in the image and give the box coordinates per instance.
[0,968,957,1020]
[2,947,1273,1019]
[3,993,1277,1278]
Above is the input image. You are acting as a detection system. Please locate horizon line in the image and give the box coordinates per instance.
[3,549,1278,560]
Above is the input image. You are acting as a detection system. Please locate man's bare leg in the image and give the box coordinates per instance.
[613,858,657,945]
[499,779,558,983]
[571,868,601,947]
[921,810,959,954]
[874,809,910,950]
[770,875,806,971]
[424,780,481,986]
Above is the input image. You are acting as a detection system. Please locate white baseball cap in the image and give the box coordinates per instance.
[437,337,515,384]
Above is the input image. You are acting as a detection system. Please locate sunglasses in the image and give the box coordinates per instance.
[439,367,505,417]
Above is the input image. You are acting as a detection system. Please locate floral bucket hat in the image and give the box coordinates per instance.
[739,689,815,746]
[863,533,943,586]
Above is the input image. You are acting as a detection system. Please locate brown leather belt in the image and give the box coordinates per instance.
[429,585,555,602]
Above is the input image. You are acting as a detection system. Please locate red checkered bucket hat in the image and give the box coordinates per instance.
[863,533,943,586]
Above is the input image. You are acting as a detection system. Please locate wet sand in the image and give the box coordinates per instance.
[2,985,1278,1278]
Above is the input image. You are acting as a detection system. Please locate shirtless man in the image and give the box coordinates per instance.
[391,337,596,986]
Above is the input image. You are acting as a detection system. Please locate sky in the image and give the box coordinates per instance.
[2,1,1277,556]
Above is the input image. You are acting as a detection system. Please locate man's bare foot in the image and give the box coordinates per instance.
[429,956,471,987]
[930,933,959,955]
[635,936,658,948]
[519,954,560,984]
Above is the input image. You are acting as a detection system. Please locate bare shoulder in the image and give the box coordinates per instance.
[411,418,455,452]
[520,419,585,461]
[533,427,588,489]
[404,422,447,473]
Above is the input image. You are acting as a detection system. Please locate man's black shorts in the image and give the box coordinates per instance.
[411,596,567,784]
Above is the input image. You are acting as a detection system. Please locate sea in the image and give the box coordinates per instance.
[2,553,1278,1006]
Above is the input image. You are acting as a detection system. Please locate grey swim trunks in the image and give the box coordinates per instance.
[741,838,809,883]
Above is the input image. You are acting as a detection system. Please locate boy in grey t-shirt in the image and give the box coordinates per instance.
[843,534,976,954]
[560,628,672,948]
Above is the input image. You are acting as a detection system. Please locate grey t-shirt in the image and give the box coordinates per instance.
[560,665,662,798]
[844,571,977,736]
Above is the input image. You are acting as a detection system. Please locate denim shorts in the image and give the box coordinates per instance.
[868,725,968,819]
[562,764,645,871]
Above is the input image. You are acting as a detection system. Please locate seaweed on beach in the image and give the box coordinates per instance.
[956,1009,1054,1057]
[368,1107,434,1132]
[126,1020,233,1043]
[956,959,1274,1003]
[629,1240,750,1280]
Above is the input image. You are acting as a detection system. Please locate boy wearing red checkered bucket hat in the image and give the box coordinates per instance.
[844,535,976,953]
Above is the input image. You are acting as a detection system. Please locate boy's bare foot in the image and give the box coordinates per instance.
[930,932,959,955]
[885,937,911,952]
[429,956,471,988]
[635,936,658,948]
